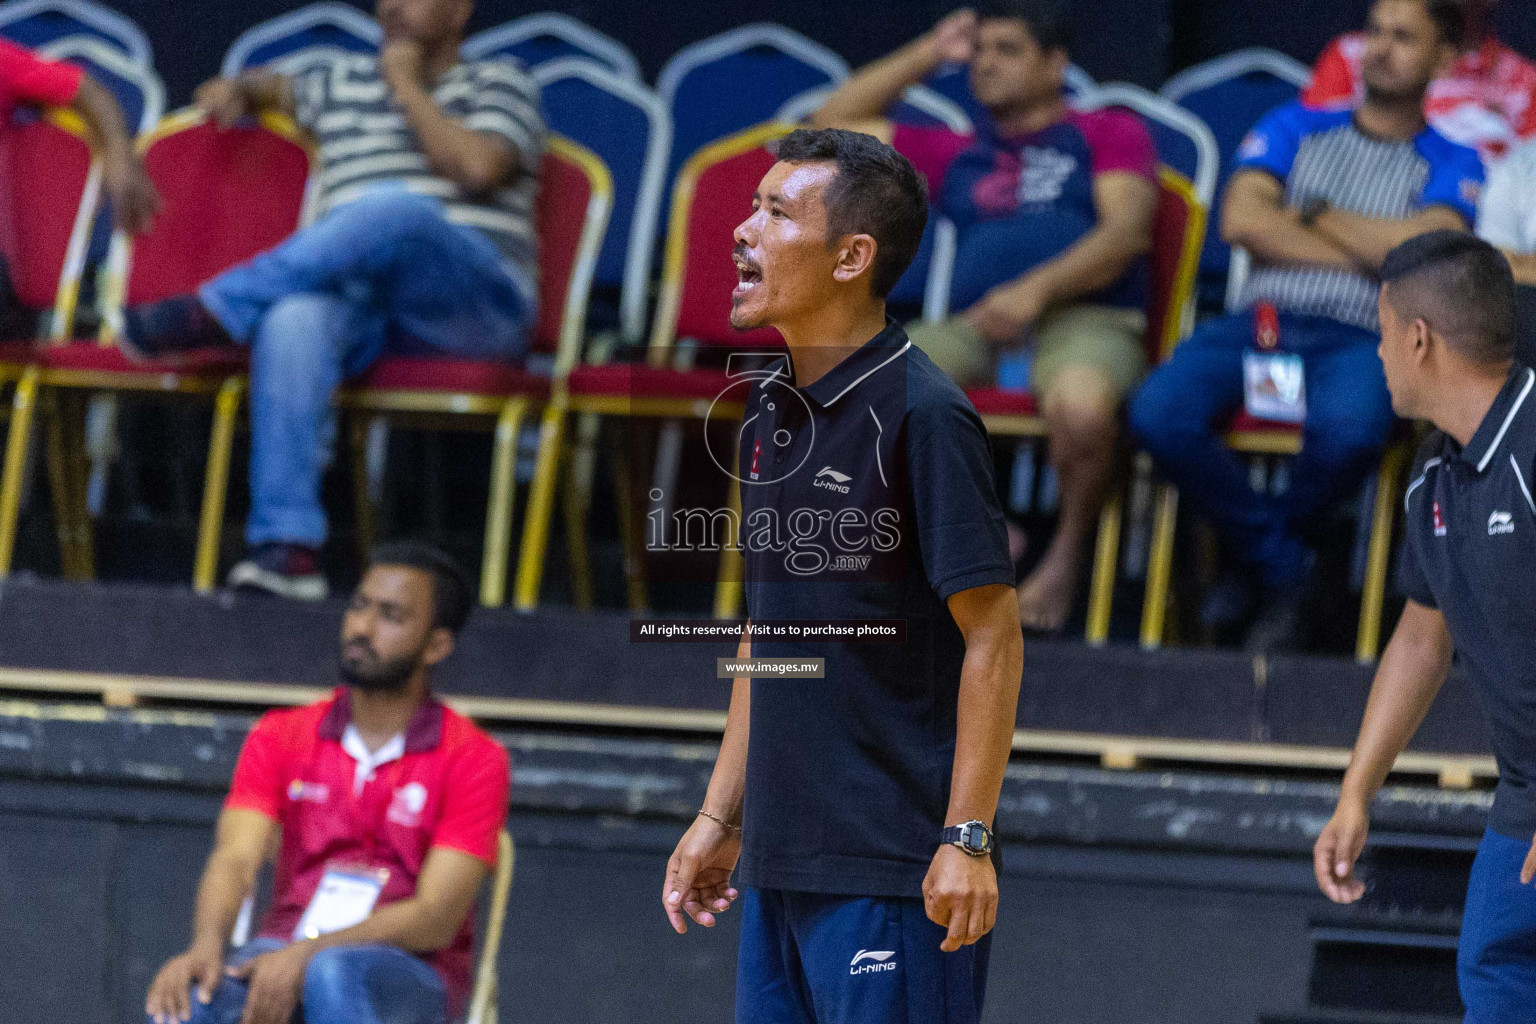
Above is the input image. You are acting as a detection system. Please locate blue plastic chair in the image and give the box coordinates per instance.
[1161,49,1310,310]
[220,2,380,76]
[464,13,639,81]
[656,23,847,226]
[0,0,149,65]
[531,58,669,344]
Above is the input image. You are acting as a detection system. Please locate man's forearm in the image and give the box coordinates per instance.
[292,895,458,956]
[392,81,515,194]
[70,76,134,162]
[702,628,753,823]
[1224,203,1357,272]
[812,35,938,129]
[187,853,258,956]
[944,620,1024,826]
[1338,611,1454,807]
[235,69,294,116]
[1314,208,1466,273]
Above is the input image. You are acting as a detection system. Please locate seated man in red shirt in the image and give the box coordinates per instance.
[144,541,510,1024]
[1303,0,1536,163]
[812,0,1158,632]
[0,36,157,236]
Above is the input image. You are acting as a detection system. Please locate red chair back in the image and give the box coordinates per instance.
[535,136,611,360]
[126,113,310,305]
[0,110,94,324]
[1145,166,1206,364]
[653,123,789,355]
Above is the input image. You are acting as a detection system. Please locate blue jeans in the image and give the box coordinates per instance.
[1459,829,1536,1023]
[1128,310,1395,586]
[198,187,535,548]
[735,888,991,1024]
[149,938,449,1024]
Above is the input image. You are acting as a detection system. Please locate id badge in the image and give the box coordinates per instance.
[293,864,389,940]
[1242,350,1306,423]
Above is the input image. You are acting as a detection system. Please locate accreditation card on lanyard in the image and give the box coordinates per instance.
[293,863,390,940]
[1241,302,1306,423]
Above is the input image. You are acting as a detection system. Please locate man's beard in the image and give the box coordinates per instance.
[338,642,421,694]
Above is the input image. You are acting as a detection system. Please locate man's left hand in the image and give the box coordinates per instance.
[230,944,310,1024]
[964,278,1048,344]
[103,151,160,236]
[380,40,425,92]
[922,843,998,953]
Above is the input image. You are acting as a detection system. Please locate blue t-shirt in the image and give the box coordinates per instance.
[1233,101,1485,333]
[735,321,1014,898]
[895,109,1158,313]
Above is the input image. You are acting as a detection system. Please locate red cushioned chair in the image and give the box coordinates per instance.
[0,105,100,577]
[9,108,313,589]
[335,134,611,608]
[514,122,793,615]
[963,165,1206,645]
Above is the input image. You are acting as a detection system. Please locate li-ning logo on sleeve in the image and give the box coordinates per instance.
[1489,510,1515,536]
[850,949,897,975]
[1433,501,1447,537]
[814,467,852,494]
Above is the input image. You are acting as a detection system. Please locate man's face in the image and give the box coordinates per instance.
[1361,0,1453,102]
[730,160,842,331]
[968,18,1065,112]
[338,565,441,693]
[1377,287,1426,418]
[376,0,468,45]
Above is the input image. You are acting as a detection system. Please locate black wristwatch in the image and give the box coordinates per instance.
[1298,196,1330,228]
[940,820,995,857]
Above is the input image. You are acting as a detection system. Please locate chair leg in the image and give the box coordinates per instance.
[41,391,80,579]
[512,400,567,611]
[348,413,378,565]
[194,378,245,594]
[1084,488,1123,646]
[1356,442,1409,664]
[611,423,649,614]
[63,391,95,580]
[1140,482,1179,650]
[0,366,40,577]
[480,397,528,608]
[558,434,594,610]
[712,476,744,620]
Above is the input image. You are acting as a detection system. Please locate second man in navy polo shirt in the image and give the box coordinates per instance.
[660,129,1024,1024]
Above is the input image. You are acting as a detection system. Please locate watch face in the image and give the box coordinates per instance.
[965,829,986,852]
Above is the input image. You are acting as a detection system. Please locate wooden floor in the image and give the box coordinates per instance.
[0,665,1497,790]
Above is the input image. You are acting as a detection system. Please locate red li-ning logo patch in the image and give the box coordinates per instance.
[1433,501,1447,537]
[750,438,761,481]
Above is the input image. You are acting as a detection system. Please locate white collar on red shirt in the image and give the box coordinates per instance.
[340,723,405,796]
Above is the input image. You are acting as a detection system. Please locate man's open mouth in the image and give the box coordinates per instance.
[734,256,763,295]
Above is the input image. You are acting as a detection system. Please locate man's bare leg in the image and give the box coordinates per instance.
[1017,366,1120,631]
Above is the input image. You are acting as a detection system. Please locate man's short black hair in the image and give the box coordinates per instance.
[975,0,1073,53]
[367,540,474,635]
[774,128,929,299]
[1420,0,1470,48]
[1381,229,1515,365]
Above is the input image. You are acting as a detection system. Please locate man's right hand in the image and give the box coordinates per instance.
[1314,799,1370,903]
[145,945,224,1024]
[928,8,979,65]
[662,814,742,935]
[194,78,248,128]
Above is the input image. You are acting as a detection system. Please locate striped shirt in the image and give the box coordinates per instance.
[1233,102,1484,333]
[290,53,544,285]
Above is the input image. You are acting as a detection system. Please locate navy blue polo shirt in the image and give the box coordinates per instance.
[1400,364,1536,839]
[734,319,1013,898]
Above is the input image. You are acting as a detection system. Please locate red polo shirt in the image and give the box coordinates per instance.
[226,689,511,1015]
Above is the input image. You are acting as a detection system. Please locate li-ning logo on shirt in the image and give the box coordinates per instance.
[814,466,852,494]
[1433,501,1447,537]
[287,779,330,804]
[850,950,897,975]
[1489,510,1515,536]
[386,781,429,827]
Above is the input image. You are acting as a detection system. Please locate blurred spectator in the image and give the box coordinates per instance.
[1478,137,1536,284]
[121,0,544,600]
[0,37,159,235]
[813,0,1158,632]
[1303,0,1535,163]
[1130,0,1484,652]
[144,542,509,1024]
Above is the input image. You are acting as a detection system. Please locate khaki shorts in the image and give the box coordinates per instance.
[907,304,1149,401]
